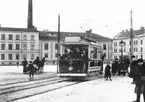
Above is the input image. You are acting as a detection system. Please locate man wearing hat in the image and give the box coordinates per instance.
[22,58,28,74]
[130,55,138,84]
[133,59,145,102]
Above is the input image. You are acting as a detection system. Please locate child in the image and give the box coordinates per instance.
[28,61,35,81]
[104,62,112,81]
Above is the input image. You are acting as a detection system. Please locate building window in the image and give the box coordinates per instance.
[124,48,126,52]
[16,35,20,40]
[9,44,13,50]
[1,34,5,40]
[16,53,20,60]
[23,35,27,40]
[30,35,35,41]
[23,44,27,50]
[16,44,20,50]
[141,47,143,52]
[136,41,138,45]
[9,34,13,40]
[134,48,136,52]
[141,55,143,59]
[141,40,143,45]
[124,42,126,46]
[136,55,138,59]
[129,41,131,45]
[1,54,5,60]
[23,54,27,59]
[30,44,35,50]
[103,44,106,50]
[44,53,48,58]
[136,48,138,52]
[114,42,117,46]
[1,44,5,50]
[9,54,12,60]
[114,49,117,53]
[31,54,35,60]
[44,43,48,50]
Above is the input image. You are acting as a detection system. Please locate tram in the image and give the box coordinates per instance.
[57,36,102,79]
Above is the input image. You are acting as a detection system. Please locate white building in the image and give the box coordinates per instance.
[113,27,145,60]
[0,27,39,65]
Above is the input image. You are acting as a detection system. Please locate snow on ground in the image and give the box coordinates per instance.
[14,76,139,102]
[0,65,57,73]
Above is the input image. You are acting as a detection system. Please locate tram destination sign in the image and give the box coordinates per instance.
[65,37,81,42]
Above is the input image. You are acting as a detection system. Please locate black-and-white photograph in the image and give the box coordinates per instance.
[0,0,145,102]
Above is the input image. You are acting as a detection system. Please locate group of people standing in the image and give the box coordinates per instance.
[104,58,130,81]
[104,55,145,102]
[22,57,45,81]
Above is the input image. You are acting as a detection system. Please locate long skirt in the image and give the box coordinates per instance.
[135,85,145,94]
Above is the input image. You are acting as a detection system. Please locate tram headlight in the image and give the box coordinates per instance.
[69,66,73,71]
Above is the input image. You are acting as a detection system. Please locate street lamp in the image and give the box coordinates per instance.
[119,39,124,62]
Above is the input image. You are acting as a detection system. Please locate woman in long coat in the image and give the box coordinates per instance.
[104,62,112,81]
[133,59,145,102]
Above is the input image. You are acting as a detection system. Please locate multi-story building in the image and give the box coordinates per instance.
[0,27,39,65]
[113,27,145,60]
[39,30,113,64]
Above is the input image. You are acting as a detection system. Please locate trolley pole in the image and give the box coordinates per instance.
[57,14,60,74]
[130,10,134,60]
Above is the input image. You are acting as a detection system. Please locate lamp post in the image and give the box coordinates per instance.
[119,39,124,62]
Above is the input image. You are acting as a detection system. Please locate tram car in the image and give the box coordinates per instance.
[57,36,102,79]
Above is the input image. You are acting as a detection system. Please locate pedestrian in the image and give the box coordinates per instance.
[28,61,35,81]
[53,60,55,65]
[129,55,138,84]
[22,58,28,74]
[104,62,112,81]
[133,59,145,102]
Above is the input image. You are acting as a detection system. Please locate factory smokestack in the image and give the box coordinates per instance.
[27,0,33,29]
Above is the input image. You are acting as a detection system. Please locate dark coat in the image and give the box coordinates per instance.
[22,60,28,67]
[135,64,145,85]
[129,60,137,78]
[28,63,35,72]
[105,65,111,77]
[112,61,118,73]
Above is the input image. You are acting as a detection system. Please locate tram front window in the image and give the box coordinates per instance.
[61,45,88,60]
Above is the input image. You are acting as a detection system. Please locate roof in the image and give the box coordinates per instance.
[0,27,39,32]
[113,27,145,40]
[39,31,112,41]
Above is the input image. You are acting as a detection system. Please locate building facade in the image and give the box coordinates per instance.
[113,27,145,60]
[0,27,39,65]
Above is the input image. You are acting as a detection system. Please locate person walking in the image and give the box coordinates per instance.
[130,55,138,84]
[28,61,35,81]
[22,58,28,74]
[104,62,112,81]
[133,59,145,102]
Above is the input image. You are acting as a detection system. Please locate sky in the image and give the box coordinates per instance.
[0,0,145,38]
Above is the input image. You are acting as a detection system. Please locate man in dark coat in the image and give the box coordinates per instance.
[33,57,40,66]
[130,55,138,84]
[22,58,28,74]
[28,61,35,81]
[112,60,118,76]
[104,62,112,81]
[133,59,145,102]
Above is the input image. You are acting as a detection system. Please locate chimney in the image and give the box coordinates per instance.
[27,0,33,29]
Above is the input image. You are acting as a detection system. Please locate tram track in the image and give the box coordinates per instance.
[0,74,103,102]
[0,78,81,102]
[0,75,57,87]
